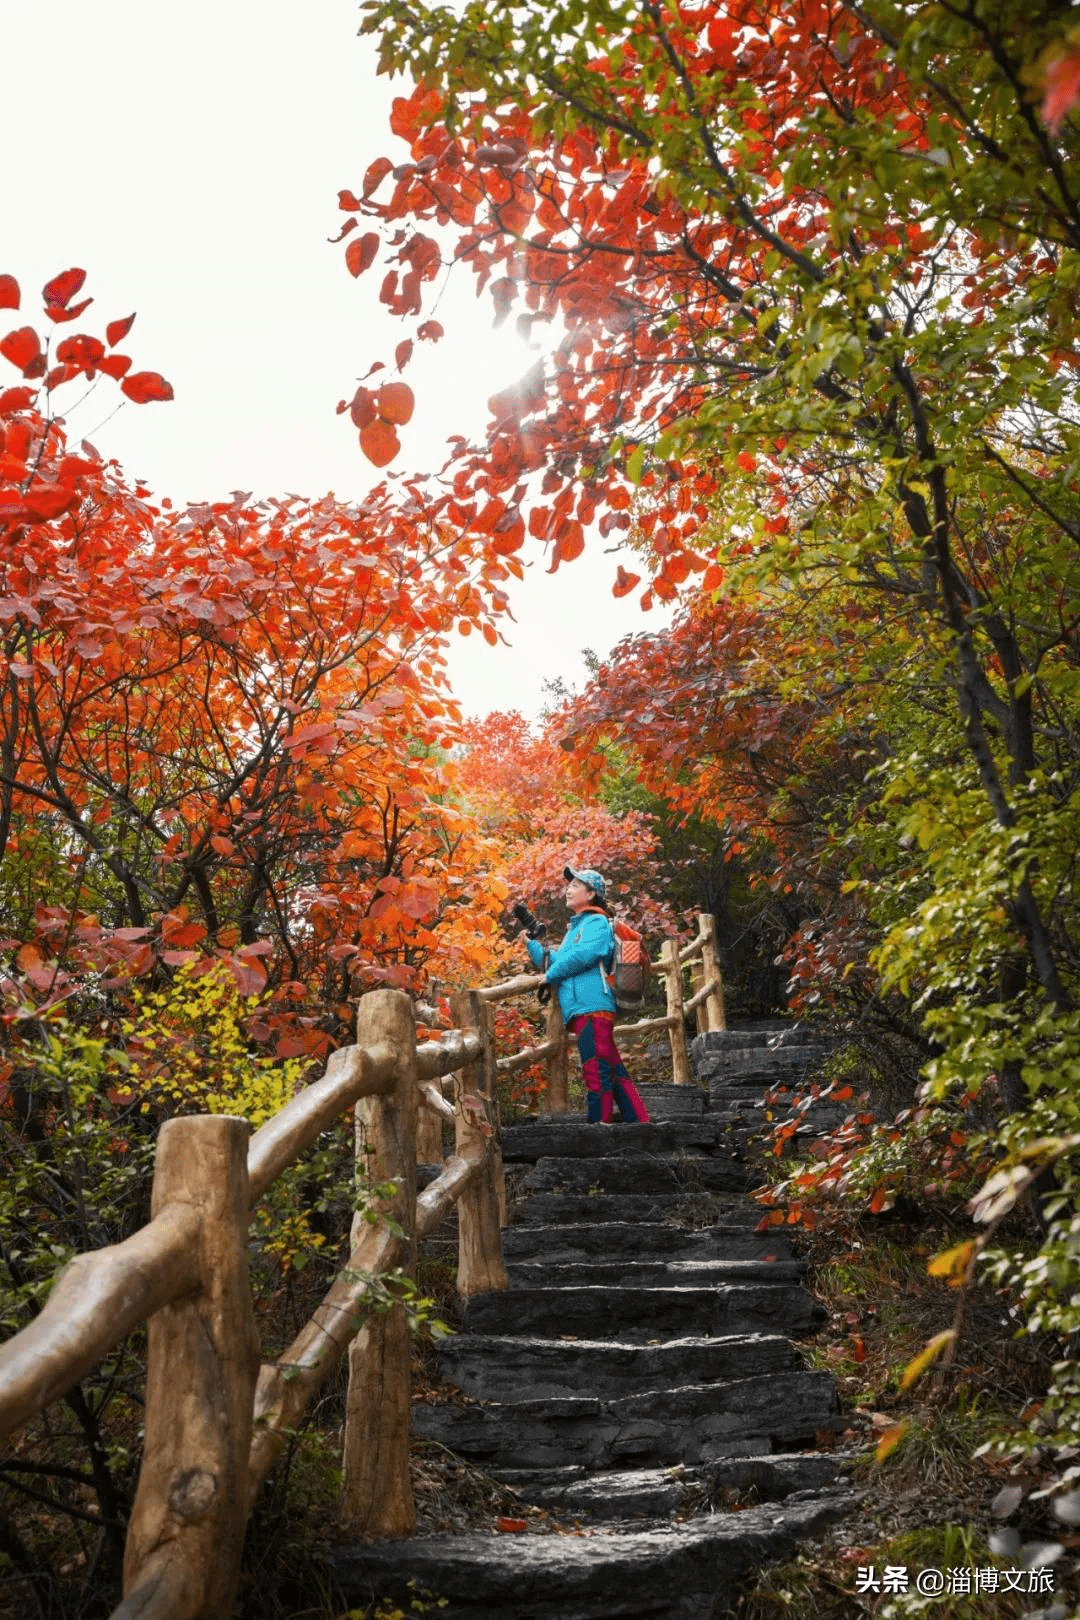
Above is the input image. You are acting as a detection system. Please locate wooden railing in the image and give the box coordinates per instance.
[0,915,724,1620]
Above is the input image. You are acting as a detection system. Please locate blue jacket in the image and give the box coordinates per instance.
[527,909,616,1022]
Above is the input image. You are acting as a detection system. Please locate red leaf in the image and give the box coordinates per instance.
[360,417,400,467]
[23,483,79,521]
[98,354,132,380]
[349,386,377,430]
[42,268,86,312]
[1,327,42,374]
[395,339,413,370]
[613,565,640,598]
[737,450,757,472]
[346,232,381,277]
[283,721,337,751]
[1043,48,1080,132]
[120,371,174,403]
[0,386,35,413]
[0,490,29,521]
[161,921,206,948]
[56,334,105,368]
[44,363,77,391]
[376,381,414,424]
[362,157,394,198]
[45,298,93,326]
[338,188,364,210]
[417,320,443,342]
[553,520,585,564]
[209,834,236,856]
[106,313,136,346]
[0,277,19,311]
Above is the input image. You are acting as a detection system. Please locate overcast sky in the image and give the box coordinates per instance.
[2,0,669,720]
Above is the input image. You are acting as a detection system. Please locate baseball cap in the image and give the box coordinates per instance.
[563,865,606,900]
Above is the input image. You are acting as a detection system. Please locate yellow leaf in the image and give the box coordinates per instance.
[927,1241,974,1283]
[899,1328,957,1392]
[875,1421,909,1463]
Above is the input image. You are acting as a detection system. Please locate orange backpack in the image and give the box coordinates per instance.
[605,917,651,1010]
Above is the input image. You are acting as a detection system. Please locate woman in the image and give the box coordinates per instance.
[524,865,650,1125]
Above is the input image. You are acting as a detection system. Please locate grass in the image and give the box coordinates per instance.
[726,1209,1078,1619]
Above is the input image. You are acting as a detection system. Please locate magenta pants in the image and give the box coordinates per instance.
[569,1013,650,1124]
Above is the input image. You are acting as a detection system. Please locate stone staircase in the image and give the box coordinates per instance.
[330,1023,854,1619]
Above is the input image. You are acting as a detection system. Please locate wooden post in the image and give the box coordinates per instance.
[416,1087,444,1165]
[119,1116,258,1620]
[340,990,418,1539]
[450,989,508,1295]
[688,960,708,1036]
[543,992,569,1114]
[698,911,727,1031]
[660,938,694,1088]
[416,980,445,1168]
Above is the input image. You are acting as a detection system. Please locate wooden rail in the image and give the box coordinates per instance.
[614,911,726,1084]
[0,913,724,1617]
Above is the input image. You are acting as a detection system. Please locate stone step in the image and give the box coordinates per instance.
[497,1450,846,1518]
[534,1083,707,1122]
[691,1022,829,1054]
[501,1119,721,1162]
[505,1257,803,1289]
[701,1051,832,1087]
[462,1282,825,1342]
[502,1221,794,1262]
[438,1331,800,1402]
[522,1155,753,1197]
[510,1193,767,1227]
[413,1368,840,1471]
[633,1084,707,1120]
[330,1491,854,1619]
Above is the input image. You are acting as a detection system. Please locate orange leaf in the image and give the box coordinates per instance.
[376,381,414,424]
[613,565,640,598]
[120,371,174,404]
[346,232,380,277]
[737,450,757,472]
[875,1421,908,1464]
[360,417,400,467]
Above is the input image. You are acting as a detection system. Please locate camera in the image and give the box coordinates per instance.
[512,902,551,1003]
[512,901,547,939]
